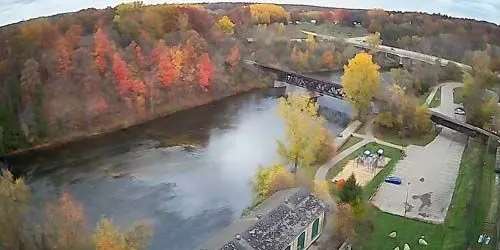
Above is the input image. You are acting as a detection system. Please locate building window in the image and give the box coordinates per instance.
[285,245,291,250]
[311,218,320,240]
[298,231,306,250]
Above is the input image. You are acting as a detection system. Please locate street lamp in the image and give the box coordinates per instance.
[404,182,411,217]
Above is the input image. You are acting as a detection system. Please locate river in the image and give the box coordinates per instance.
[4,71,391,249]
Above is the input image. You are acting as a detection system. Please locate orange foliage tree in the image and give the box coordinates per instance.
[197,52,214,88]
[226,46,240,67]
[322,51,335,70]
[151,40,180,87]
[94,28,110,73]
[42,193,88,249]
[112,52,146,97]
[56,37,71,76]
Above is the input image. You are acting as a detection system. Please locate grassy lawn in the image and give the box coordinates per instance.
[360,211,444,250]
[338,136,363,153]
[453,87,464,104]
[429,87,441,108]
[297,165,319,182]
[282,23,367,39]
[418,91,431,105]
[374,126,440,147]
[361,139,496,250]
[441,139,490,249]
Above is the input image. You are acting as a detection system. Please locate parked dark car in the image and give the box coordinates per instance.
[385,176,402,185]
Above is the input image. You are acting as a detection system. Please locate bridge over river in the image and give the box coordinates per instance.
[244,59,499,141]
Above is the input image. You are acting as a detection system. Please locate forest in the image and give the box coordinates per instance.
[2,2,500,155]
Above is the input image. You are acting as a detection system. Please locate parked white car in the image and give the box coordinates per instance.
[454,107,466,115]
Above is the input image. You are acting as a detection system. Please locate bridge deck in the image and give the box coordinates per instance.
[429,110,500,141]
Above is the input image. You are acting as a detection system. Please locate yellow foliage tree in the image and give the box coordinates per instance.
[0,169,30,250]
[276,93,335,172]
[313,181,331,202]
[95,217,153,250]
[42,193,88,249]
[342,52,381,115]
[366,32,381,50]
[249,4,290,25]
[252,164,294,202]
[306,33,316,48]
[215,16,235,34]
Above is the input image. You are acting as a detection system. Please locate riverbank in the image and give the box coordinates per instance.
[5,82,272,158]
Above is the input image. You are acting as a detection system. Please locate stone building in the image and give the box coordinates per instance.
[198,187,327,250]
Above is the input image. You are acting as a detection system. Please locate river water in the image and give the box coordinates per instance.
[5,71,392,249]
[5,87,351,249]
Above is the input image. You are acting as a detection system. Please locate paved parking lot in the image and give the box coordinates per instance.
[371,128,466,223]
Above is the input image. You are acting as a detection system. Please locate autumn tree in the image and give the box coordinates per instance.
[0,169,30,250]
[94,28,111,73]
[197,52,214,88]
[375,84,431,136]
[366,32,381,50]
[339,174,362,205]
[252,164,294,203]
[56,36,72,76]
[215,16,235,34]
[20,59,42,109]
[112,51,146,111]
[95,217,152,250]
[334,204,357,245]
[276,93,336,173]
[342,52,381,116]
[249,4,290,25]
[39,193,89,249]
[20,58,45,140]
[226,46,240,69]
[390,68,412,90]
[322,51,335,70]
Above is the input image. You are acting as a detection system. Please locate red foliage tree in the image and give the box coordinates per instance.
[56,37,71,76]
[93,28,110,73]
[226,46,240,67]
[179,7,212,36]
[197,52,214,88]
[333,9,352,24]
[112,52,146,97]
[151,40,178,86]
[135,44,146,69]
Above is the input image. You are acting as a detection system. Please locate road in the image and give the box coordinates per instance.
[430,82,465,122]
[301,31,472,71]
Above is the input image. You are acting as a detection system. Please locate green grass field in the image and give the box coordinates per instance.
[361,139,496,250]
[360,211,444,250]
[337,136,363,153]
[374,126,440,147]
[418,91,431,105]
[429,87,441,108]
[453,87,464,104]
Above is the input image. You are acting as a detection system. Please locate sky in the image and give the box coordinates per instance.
[0,0,499,27]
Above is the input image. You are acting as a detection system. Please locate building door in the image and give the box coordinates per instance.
[297,231,306,250]
[311,218,320,240]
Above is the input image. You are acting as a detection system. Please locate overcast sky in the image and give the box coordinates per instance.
[1,0,499,27]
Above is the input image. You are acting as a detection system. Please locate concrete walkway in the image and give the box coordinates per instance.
[334,120,362,149]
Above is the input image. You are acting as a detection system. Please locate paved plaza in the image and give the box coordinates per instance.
[371,128,467,223]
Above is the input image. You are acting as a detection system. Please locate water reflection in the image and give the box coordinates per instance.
[5,88,352,249]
